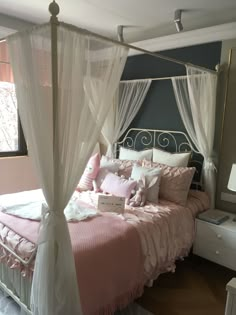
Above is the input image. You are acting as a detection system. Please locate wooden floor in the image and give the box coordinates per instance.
[137,254,236,315]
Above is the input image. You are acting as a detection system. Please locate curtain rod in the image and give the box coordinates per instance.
[120,72,216,82]
[60,22,217,76]
[121,74,187,83]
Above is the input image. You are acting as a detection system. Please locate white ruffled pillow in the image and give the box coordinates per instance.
[153,148,191,167]
[119,147,152,161]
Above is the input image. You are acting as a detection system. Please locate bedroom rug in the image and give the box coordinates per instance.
[0,289,153,315]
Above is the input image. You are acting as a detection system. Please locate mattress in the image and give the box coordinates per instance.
[0,189,209,315]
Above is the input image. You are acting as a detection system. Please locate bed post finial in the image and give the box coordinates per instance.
[49,0,60,21]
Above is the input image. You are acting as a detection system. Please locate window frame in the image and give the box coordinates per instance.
[0,110,27,158]
[0,41,28,158]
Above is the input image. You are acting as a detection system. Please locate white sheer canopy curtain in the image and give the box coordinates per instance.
[102,79,151,157]
[171,65,217,208]
[7,23,128,315]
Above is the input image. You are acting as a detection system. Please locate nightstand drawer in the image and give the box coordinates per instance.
[193,240,236,270]
[195,220,236,250]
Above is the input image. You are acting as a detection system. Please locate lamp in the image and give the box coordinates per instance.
[174,9,183,32]
[228,164,236,192]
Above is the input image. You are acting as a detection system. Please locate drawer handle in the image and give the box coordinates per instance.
[215,250,220,255]
[217,234,222,239]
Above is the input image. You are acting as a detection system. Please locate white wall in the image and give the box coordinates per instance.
[0,156,39,194]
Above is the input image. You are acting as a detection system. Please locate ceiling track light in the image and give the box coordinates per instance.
[174,9,183,32]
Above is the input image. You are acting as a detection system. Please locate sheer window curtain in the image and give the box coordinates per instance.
[102,79,151,157]
[171,66,217,208]
[7,24,128,315]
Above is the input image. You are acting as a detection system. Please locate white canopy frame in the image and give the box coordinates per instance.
[3,1,219,315]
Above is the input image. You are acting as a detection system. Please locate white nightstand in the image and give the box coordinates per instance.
[193,209,236,271]
[225,278,236,315]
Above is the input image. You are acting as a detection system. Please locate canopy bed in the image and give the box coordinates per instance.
[0,1,217,314]
[0,128,210,315]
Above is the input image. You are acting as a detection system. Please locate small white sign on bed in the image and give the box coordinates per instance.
[98,195,125,214]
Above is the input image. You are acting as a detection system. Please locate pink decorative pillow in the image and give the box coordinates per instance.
[100,172,137,198]
[101,156,142,179]
[78,153,100,191]
[142,160,195,206]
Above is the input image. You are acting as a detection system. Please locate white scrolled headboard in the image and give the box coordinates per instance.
[116,128,204,188]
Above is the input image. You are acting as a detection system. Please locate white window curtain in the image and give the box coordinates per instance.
[102,79,151,157]
[171,65,217,208]
[7,24,128,315]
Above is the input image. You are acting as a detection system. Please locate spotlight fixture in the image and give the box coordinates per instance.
[174,9,183,32]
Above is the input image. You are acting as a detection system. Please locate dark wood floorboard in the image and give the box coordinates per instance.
[137,254,236,315]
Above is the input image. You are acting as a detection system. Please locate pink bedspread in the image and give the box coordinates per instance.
[0,189,209,315]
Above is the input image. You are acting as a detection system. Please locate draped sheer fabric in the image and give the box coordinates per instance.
[7,23,128,315]
[102,80,151,157]
[171,66,217,208]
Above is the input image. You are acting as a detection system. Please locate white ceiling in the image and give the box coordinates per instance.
[0,0,236,42]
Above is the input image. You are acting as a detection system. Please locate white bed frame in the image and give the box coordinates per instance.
[0,263,31,314]
[0,128,204,314]
[117,128,204,187]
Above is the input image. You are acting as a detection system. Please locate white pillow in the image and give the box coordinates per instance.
[131,164,162,204]
[95,155,120,189]
[119,147,152,161]
[152,148,191,167]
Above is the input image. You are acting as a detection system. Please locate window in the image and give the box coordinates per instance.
[0,41,27,157]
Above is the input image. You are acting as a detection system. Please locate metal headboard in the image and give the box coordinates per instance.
[116,128,204,188]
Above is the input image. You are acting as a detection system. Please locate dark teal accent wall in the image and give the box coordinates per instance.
[121,42,222,132]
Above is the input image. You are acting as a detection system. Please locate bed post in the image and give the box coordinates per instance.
[49,1,60,207]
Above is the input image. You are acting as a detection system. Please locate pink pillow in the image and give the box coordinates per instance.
[100,173,137,198]
[78,153,100,191]
[142,160,195,206]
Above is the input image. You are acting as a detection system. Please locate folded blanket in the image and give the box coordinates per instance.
[0,189,98,222]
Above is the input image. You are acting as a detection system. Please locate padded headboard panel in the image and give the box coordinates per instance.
[117,128,204,188]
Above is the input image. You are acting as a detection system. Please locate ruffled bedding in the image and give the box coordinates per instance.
[0,189,209,315]
[77,189,209,281]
